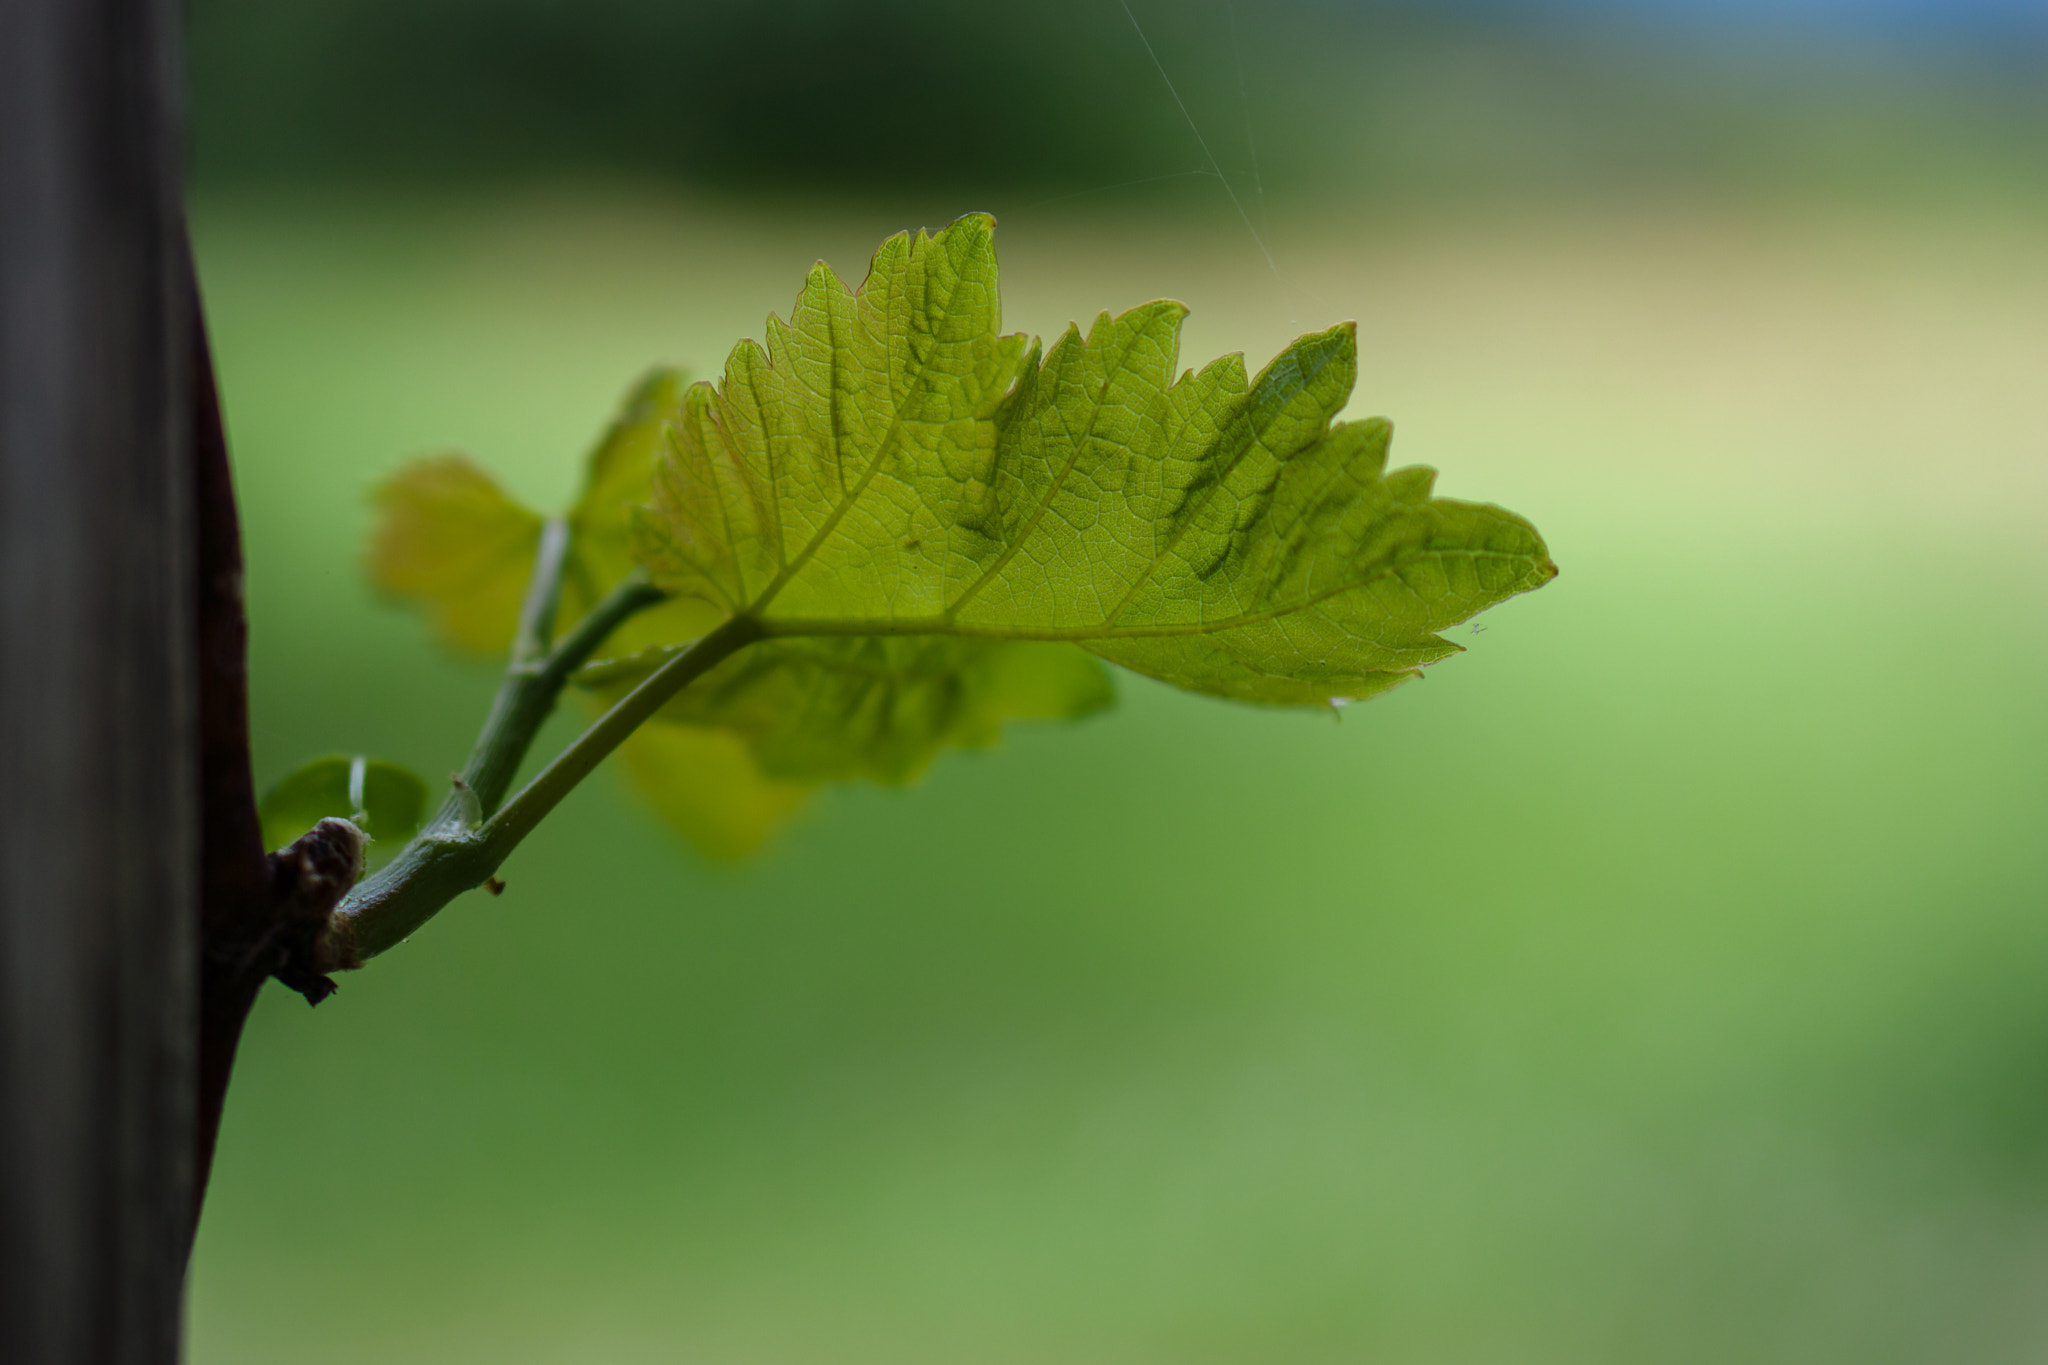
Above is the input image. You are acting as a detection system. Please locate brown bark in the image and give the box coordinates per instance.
[188,279,271,1233]
[187,252,360,1242]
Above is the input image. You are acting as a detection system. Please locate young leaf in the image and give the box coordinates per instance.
[616,725,812,861]
[259,755,428,865]
[559,368,727,654]
[369,369,720,657]
[586,635,1114,784]
[633,213,1555,708]
[368,454,542,654]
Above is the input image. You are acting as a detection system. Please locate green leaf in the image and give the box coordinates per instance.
[632,212,1556,709]
[368,216,1553,862]
[369,369,724,658]
[259,755,428,866]
[589,635,1114,784]
[606,636,1111,854]
[559,369,728,654]
[616,724,812,861]
[368,454,543,654]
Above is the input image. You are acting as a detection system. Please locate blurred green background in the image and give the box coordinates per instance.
[186,0,2048,1359]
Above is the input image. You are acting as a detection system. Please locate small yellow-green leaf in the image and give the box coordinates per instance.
[259,755,428,866]
[368,371,721,658]
[617,724,813,861]
[632,213,1556,709]
[559,369,726,649]
[368,455,542,653]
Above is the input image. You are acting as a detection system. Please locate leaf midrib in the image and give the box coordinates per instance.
[757,543,1536,642]
[577,540,1535,697]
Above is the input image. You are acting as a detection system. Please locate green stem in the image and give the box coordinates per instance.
[477,614,762,863]
[453,526,666,823]
[328,614,759,965]
[449,516,570,821]
[514,519,570,667]
[326,521,682,964]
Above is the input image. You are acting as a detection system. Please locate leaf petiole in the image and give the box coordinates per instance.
[470,613,762,872]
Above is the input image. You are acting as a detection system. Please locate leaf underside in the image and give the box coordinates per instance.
[368,213,1554,859]
[634,212,1555,708]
